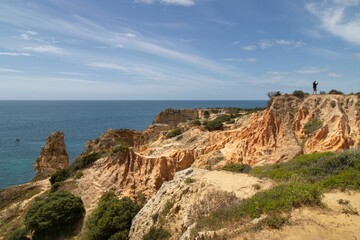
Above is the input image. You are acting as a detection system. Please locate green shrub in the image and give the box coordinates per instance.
[143,226,170,240]
[196,182,322,231]
[49,169,70,185]
[190,119,201,126]
[50,182,61,193]
[256,213,289,230]
[84,192,140,240]
[24,191,85,239]
[6,228,29,240]
[184,177,195,184]
[328,89,344,95]
[70,152,103,172]
[203,111,210,118]
[292,90,305,98]
[204,120,223,131]
[166,128,183,139]
[222,163,251,173]
[112,142,129,154]
[304,119,322,135]
[267,91,281,99]
[214,114,231,123]
[75,171,83,179]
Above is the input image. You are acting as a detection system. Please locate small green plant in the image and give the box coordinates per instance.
[75,171,83,179]
[292,90,305,98]
[330,100,337,108]
[328,89,344,95]
[222,163,251,173]
[161,201,174,216]
[112,142,129,153]
[49,169,70,185]
[205,165,212,171]
[204,120,223,131]
[190,119,201,126]
[24,191,85,239]
[304,119,323,135]
[267,91,281,99]
[256,213,289,230]
[70,152,103,172]
[50,182,61,193]
[187,136,197,144]
[203,111,210,118]
[253,183,261,191]
[166,128,183,139]
[185,177,195,184]
[143,226,170,240]
[6,228,30,240]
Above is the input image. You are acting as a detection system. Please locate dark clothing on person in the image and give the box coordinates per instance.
[313,81,318,94]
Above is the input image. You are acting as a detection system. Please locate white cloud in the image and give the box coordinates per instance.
[222,58,243,62]
[24,45,63,54]
[0,68,22,73]
[258,39,305,49]
[258,39,273,49]
[246,58,257,63]
[0,52,30,56]
[241,45,257,51]
[296,67,327,74]
[306,1,360,45]
[135,0,196,6]
[328,72,342,78]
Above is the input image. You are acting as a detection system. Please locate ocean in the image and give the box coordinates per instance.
[0,100,266,189]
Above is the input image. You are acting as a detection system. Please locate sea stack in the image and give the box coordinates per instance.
[33,131,69,180]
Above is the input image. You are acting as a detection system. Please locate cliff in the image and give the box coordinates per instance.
[33,131,69,180]
[1,94,360,239]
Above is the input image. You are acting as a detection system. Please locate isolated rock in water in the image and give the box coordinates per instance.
[34,131,69,180]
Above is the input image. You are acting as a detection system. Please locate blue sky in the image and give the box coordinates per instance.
[0,0,359,100]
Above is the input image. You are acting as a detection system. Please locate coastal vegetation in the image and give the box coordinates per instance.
[84,192,140,240]
[221,163,251,173]
[22,191,85,240]
[195,149,360,233]
[166,128,183,139]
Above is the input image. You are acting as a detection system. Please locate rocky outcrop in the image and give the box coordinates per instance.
[33,131,69,180]
[129,168,273,240]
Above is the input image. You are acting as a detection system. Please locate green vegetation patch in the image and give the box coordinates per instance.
[49,169,70,185]
[6,228,30,240]
[84,192,140,240]
[304,119,323,135]
[143,226,170,240]
[112,142,129,154]
[251,150,360,190]
[204,120,223,131]
[0,185,41,211]
[166,128,183,139]
[328,89,344,95]
[24,191,85,239]
[70,152,103,172]
[221,163,251,173]
[195,182,322,231]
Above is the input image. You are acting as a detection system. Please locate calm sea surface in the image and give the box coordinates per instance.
[0,100,266,189]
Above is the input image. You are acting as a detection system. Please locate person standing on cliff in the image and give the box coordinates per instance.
[313,81,318,95]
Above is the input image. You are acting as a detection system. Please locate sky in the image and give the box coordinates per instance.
[0,0,359,100]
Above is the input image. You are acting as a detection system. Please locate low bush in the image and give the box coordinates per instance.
[112,142,129,154]
[6,228,29,240]
[292,90,305,98]
[221,163,251,173]
[24,191,85,239]
[166,128,183,139]
[204,120,223,131]
[214,114,231,123]
[304,119,322,135]
[190,119,201,126]
[143,226,170,240]
[49,169,70,185]
[328,89,344,95]
[70,152,103,172]
[267,91,281,99]
[84,192,140,240]
[195,182,322,231]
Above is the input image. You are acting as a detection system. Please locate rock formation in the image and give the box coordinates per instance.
[33,131,69,180]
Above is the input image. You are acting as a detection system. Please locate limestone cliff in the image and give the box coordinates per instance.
[33,131,69,180]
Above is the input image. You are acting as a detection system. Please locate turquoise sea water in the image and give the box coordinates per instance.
[0,100,266,189]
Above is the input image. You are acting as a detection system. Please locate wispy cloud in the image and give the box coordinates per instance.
[134,0,196,6]
[296,67,327,74]
[24,45,64,54]
[241,45,257,51]
[246,58,257,63]
[0,68,23,73]
[0,52,31,56]
[258,39,305,49]
[306,0,360,45]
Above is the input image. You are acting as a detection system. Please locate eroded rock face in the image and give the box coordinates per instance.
[33,131,69,180]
